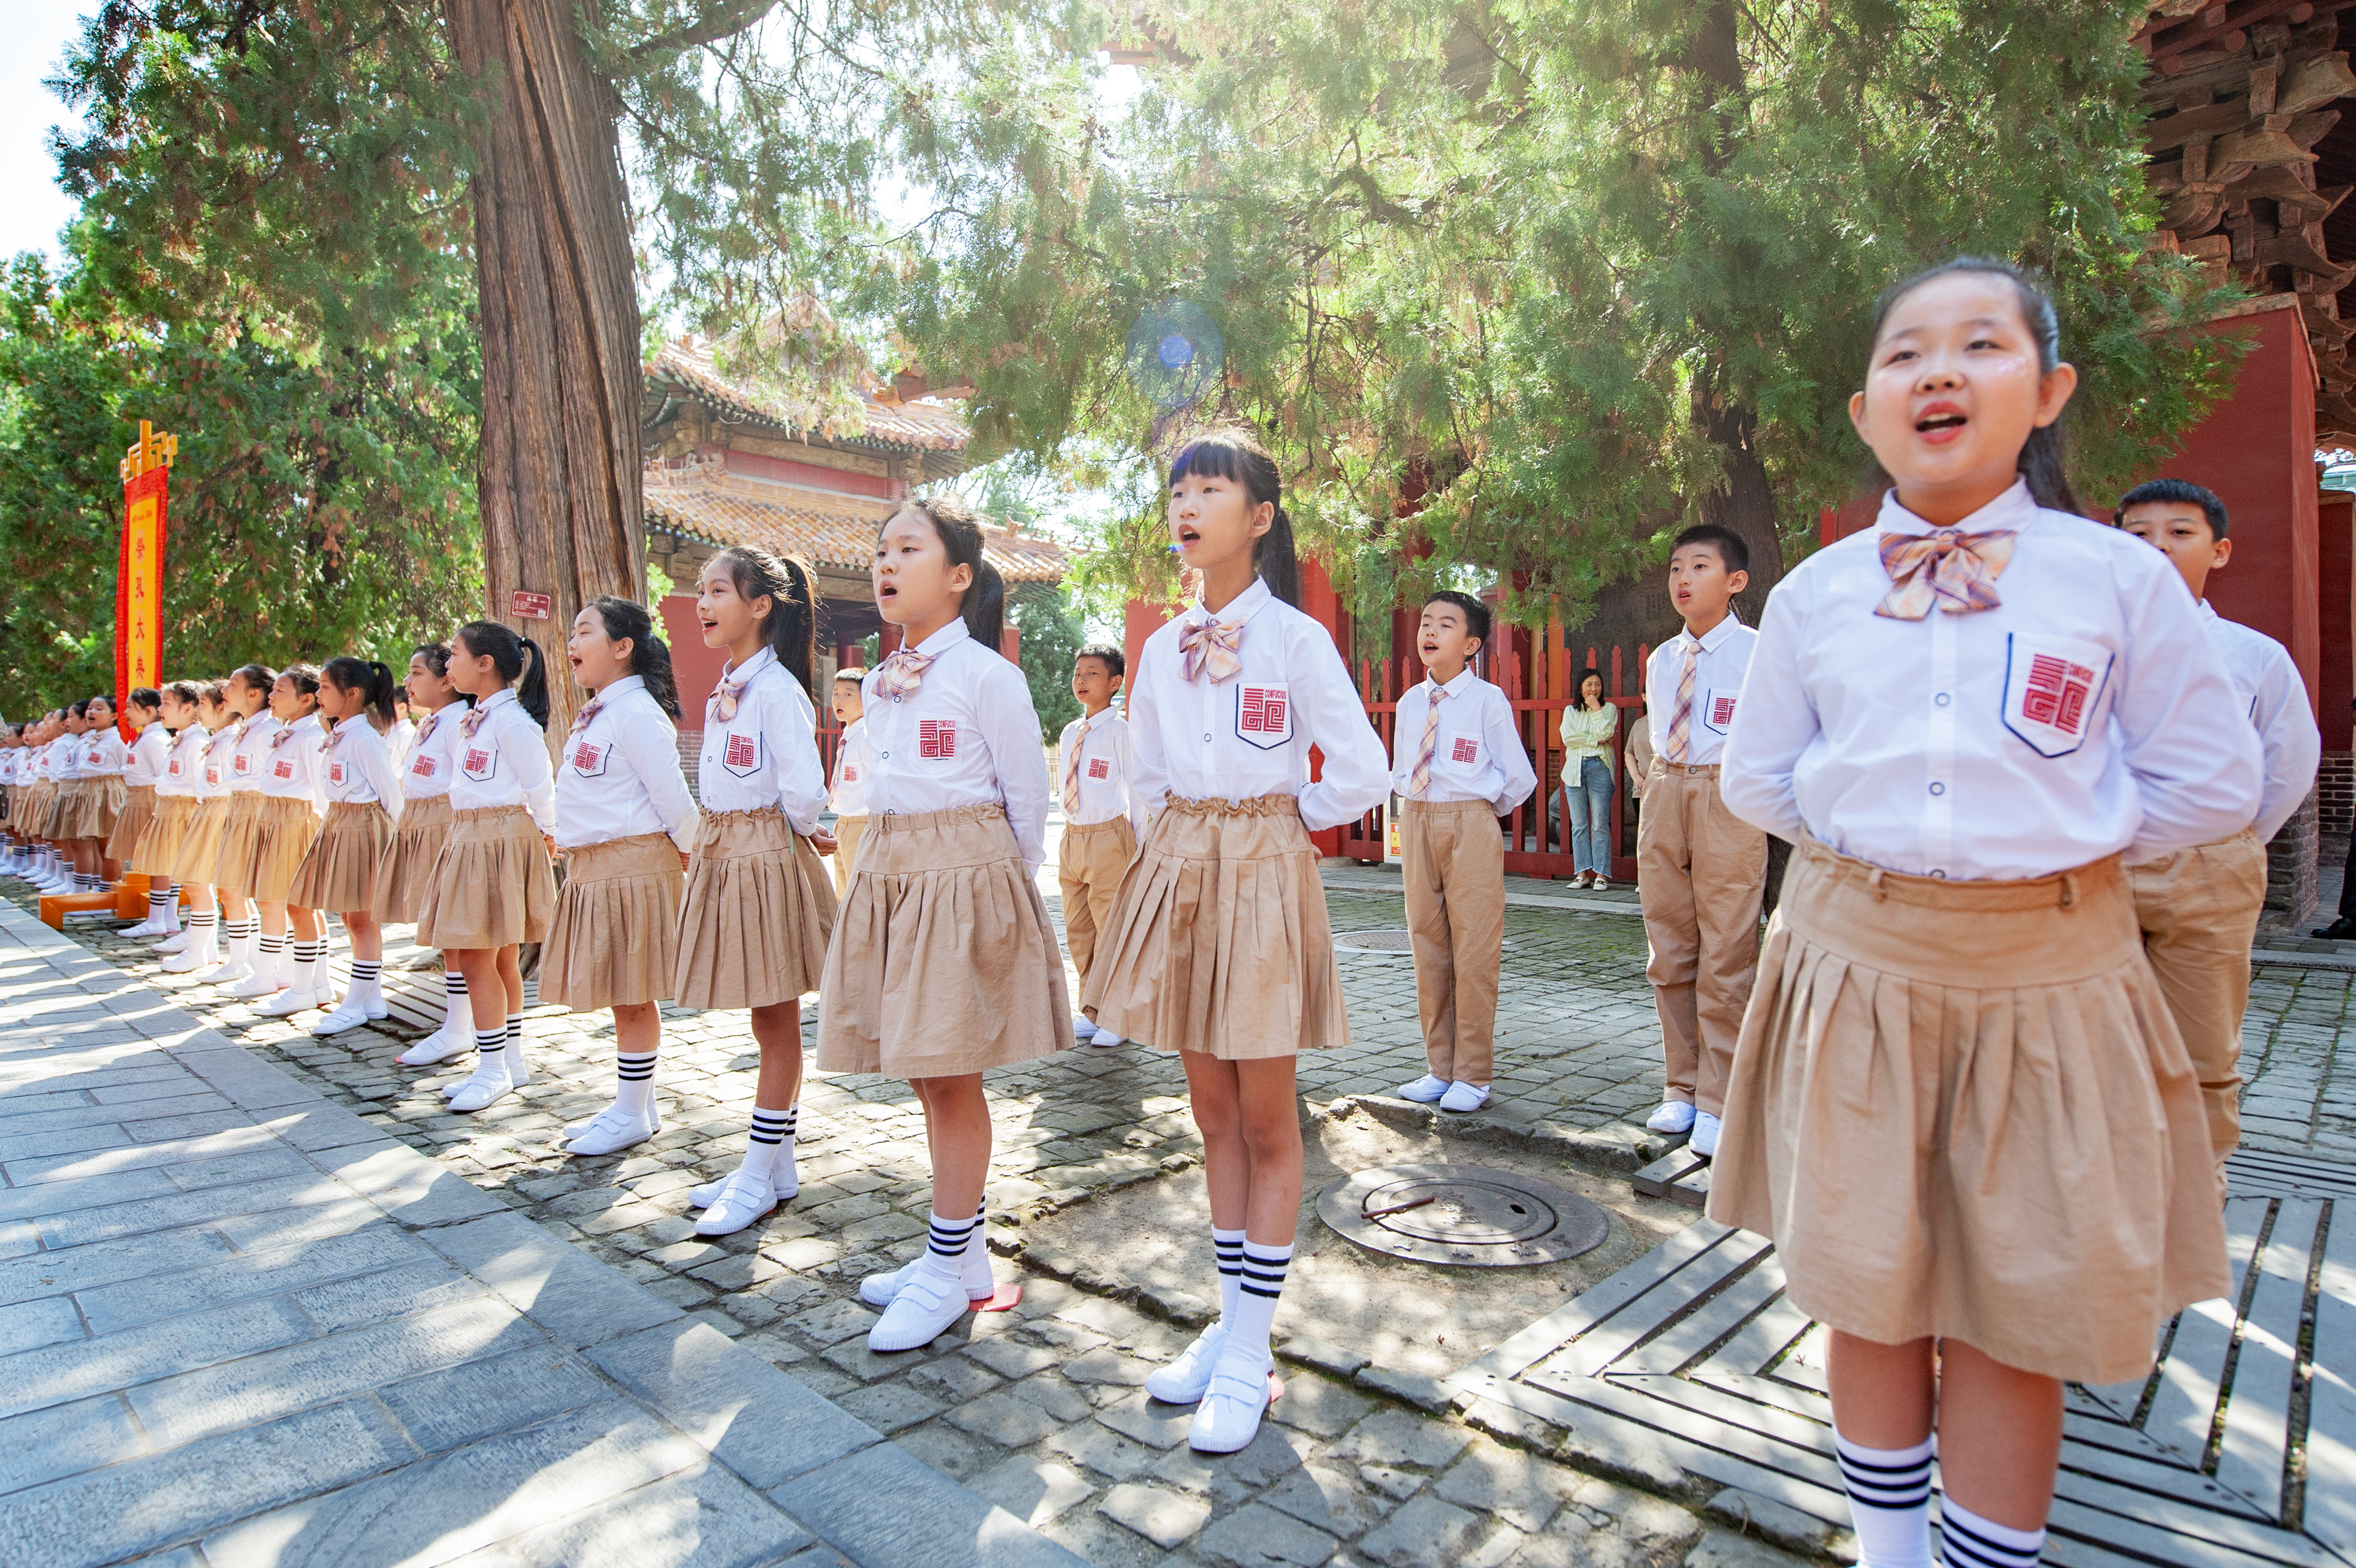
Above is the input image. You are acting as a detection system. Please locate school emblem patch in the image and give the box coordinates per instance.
[1088,758,1111,780]
[2001,632,2113,759]
[720,730,760,777]
[463,747,493,776]
[1701,689,1739,734]
[571,742,605,777]
[167,759,182,779]
[1450,737,1479,764]
[327,761,346,786]
[234,755,252,776]
[1235,683,1292,750]
[271,759,293,781]
[411,754,436,779]
[920,719,956,759]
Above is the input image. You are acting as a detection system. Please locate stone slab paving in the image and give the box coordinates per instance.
[0,901,1087,1568]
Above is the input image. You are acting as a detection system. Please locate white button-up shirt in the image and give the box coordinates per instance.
[862,619,1052,869]
[260,716,327,807]
[51,734,85,782]
[158,724,209,799]
[124,722,168,787]
[80,729,126,779]
[226,713,282,794]
[447,689,556,830]
[1645,613,1755,767]
[1389,667,1539,816]
[198,726,234,798]
[1057,710,1142,832]
[829,717,874,818]
[319,716,403,821]
[556,676,699,851]
[1127,577,1390,833]
[1721,481,2261,880]
[401,704,464,801]
[697,646,829,835]
[2200,601,2321,846]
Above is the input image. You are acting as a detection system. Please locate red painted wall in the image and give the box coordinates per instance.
[660,595,726,729]
[2322,492,2353,750]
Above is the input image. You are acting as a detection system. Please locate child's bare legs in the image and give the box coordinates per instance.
[1185,1053,1304,1243]
[563,999,668,1157]
[343,910,382,963]
[911,1073,990,1219]
[689,1001,804,1225]
[750,1001,804,1111]
[865,1071,996,1351]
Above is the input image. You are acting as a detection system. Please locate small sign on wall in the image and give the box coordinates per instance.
[511,590,552,620]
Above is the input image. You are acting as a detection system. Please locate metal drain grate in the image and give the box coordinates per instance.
[1318,1163,1610,1267]
[1332,928,1415,954]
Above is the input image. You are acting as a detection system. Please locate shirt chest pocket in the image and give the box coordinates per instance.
[410,753,438,781]
[233,753,253,777]
[570,739,610,779]
[270,758,295,783]
[1233,683,1293,752]
[460,744,499,785]
[326,760,346,788]
[1700,687,1740,735]
[1440,726,1483,769]
[2001,632,2114,759]
[716,728,762,779]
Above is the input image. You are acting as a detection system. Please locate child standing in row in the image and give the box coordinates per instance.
[545,598,700,1157]
[1389,591,1536,1114]
[381,644,473,1065]
[203,666,278,988]
[144,684,210,958]
[2114,478,2321,1196]
[414,623,556,1112]
[1087,429,1389,1454]
[248,667,328,1015]
[676,550,837,1234]
[111,689,171,928]
[1714,258,2257,1568]
[1637,524,1767,1158]
[162,684,234,974]
[70,696,126,892]
[818,498,1069,1350]
[828,670,871,897]
[292,659,406,1034]
[1057,643,1140,1049]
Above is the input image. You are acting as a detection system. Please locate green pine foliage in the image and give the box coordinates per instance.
[1012,587,1087,740]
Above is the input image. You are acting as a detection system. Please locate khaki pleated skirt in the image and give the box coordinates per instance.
[288,801,393,913]
[135,794,197,877]
[106,784,158,862]
[213,793,267,895]
[61,776,125,840]
[1083,793,1347,1059]
[1706,839,2230,1386]
[252,795,324,904]
[373,794,454,923]
[18,782,55,837]
[543,833,686,1012]
[175,797,231,886]
[675,807,836,1011]
[414,804,556,951]
[816,803,1073,1077]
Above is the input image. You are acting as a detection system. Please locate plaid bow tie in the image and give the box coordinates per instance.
[322,725,345,753]
[460,703,491,739]
[877,649,935,700]
[571,697,604,734]
[414,710,439,746]
[1875,528,2019,620]
[1179,617,1244,683]
[708,662,758,723]
[270,722,300,749]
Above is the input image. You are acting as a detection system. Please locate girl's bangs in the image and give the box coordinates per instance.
[1169,436,1250,488]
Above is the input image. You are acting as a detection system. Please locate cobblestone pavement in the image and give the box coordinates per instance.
[10,848,2354,1567]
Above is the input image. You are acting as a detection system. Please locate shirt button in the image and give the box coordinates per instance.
[1929,782,1946,796]
[1935,693,1951,706]
[1203,734,1212,744]
[880,750,889,759]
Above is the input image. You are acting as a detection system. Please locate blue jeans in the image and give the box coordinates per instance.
[1564,756,1615,875]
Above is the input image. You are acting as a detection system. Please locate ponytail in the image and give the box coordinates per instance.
[709,547,819,695]
[889,496,1009,653]
[454,621,551,728]
[1168,426,1302,608]
[322,657,400,731]
[586,596,684,719]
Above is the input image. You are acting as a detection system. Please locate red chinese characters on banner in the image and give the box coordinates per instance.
[114,424,174,741]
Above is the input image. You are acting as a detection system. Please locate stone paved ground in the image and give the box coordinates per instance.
[10,839,2352,1567]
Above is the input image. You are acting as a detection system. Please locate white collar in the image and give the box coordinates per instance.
[1187,576,1274,629]
[475,688,517,717]
[2198,599,2219,622]
[1679,613,1745,654]
[720,646,776,685]
[592,674,646,704]
[912,619,972,658]
[332,714,372,735]
[1874,476,2038,539]
[1426,665,1479,698]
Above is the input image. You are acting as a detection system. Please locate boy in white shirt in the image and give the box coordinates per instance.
[1389,592,1537,1111]
[1639,523,1767,1158]
[1058,644,1142,1047]
[2116,478,2321,1189]
[828,668,871,897]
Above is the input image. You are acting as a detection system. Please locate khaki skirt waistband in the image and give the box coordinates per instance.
[1400,797,1498,819]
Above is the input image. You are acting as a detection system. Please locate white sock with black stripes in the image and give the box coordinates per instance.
[1213,1227,1247,1320]
[291,939,322,994]
[1224,1241,1292,1371]
[348,960,383,1012]
[1834,1431,1935,1568]
[255,931,286,978]
[441,970,469,1033]
[163,885,182,931]
[1938,1498,2043,1568]
[473,1024,505,1060]
[146,886,173,924]
[615,1051,657,1117]
[914,1211,976,1286]
[222,913,254,967]
[185,909,219,960]
[739,1105,794,1184]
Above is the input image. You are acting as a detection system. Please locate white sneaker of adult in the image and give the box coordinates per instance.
[1070,1013,1098,1038]
[1646,1100,1697,1135]
[155,930,191,954]
[692,1171,777,1237]
[1145,1321,1230,1405]
[1091,1031,1126,1048]
[1395,1074,1449,1103]
[866,1265,972,1352]
[1439,1080,1491,1114]
[310,1004,375,1037]
[256,987,325,1018]
[446,1055,518,1114]
[564,1105,660,1157]
[1188,1353,1275,1453]
[397,1027,475,1067]
[858,1241,996,1307]
[1691,1111,1722,1159]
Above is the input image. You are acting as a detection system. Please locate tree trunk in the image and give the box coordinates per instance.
[443,0,644,744]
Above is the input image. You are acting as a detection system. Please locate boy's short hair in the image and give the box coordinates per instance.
[1671,523,1749,575]
[1074,644,1126,679]
[1422,590,1492,649]
[833,668,867,687]
[2114,477,2228,539]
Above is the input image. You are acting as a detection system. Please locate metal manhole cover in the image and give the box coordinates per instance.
[1333,929,1414,954]
[1317,1163,1610,1268]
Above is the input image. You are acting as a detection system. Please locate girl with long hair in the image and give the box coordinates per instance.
[161,683,233,975]
[197,665,279,988]
[378,642,475,1064]
[290,658,405,1034]
[246,665,331,1015]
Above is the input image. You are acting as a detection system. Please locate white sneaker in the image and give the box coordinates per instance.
[446,1055,519,1114]
[256,987,325,1018]
[119,918,167,939]
[194,959,253,988]
[1188,1353,1275,1454]
[1439,1080,1491,1114]
[564,1106,660,1157]
[1145,1321,1230,1405]
[687,1157,794,1210]
[310,1005,375,1036]
[1071,1013,1098,1039]
[1691,1111,1722,1159]
[859,1241,996,1307]
[866,1265,972,1352]
[1646,1100,1697,1135]
[566,1099,663,1140]
[155,931,192,954]
[1091,1031,1125,1048]
[399,1027,475,1067]
[1396,1074,1449,1103]
[228,969,283,1000]
[692,1171,777,1237]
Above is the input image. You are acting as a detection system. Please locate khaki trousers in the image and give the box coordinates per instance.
[1058,816,1137,991]
[2129,828,2266,1192]
[1402,798,1506,1086]
[1637,762,1766,1116]
[830,814,867,898]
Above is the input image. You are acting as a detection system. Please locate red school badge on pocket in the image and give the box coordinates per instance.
[411,752,437,779]
[1234,683,1292,750]
[720,730,761,777]
[920,719,956,759]
[2001,632,2113,759]
[272,758,294,781]
[462,746,495,780]
[1088,757,1110,780]
[327,761,346,786]
[1450,737,1479,764]
[571,741,606,777]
